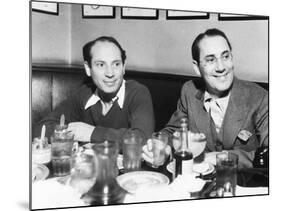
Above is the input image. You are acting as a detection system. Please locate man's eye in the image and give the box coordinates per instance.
[113,62,121,67]
[223,52,233,60]
[222,54,230,60]
[206,57,216,63]
[95,63,104,68]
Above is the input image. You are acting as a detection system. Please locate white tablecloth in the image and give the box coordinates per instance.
[236,186,269,196]
[31,175,269,209]
[32,178,86,210]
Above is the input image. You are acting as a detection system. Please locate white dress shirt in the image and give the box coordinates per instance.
[204,91,230,133]
[84,80,126,115]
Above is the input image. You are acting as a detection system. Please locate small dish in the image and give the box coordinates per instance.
[193,162,215,175]
[117,171,169,193]
[32,163,49,182]
[166,161,214,176]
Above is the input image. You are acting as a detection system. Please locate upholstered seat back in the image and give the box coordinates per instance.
[31,65,268,138]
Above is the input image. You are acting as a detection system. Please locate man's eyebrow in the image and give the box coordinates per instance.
[93,60,104,63]
[204,54,216,58]
[112,59,122,63]
[205,50,230,58]
[221,50,230,55]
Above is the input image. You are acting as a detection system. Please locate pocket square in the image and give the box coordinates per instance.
[238,130,252,142]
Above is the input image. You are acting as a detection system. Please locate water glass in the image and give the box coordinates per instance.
[122,130,143,172]
[69,149,97,194]
[216,152,238,197]
[51,132,74,177]
[151,132,169,168]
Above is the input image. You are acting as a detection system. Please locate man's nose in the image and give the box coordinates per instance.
[215,58,225,72]
[105,65,114,77]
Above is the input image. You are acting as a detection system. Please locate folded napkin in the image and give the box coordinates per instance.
[236,186,269,196]
[32,178,86,210]
[124,173,205,203]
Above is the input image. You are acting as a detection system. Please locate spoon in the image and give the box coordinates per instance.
[39,125,46,149]
[60,114,65,127]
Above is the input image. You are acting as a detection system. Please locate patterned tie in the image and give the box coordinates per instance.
[209,99,223,133]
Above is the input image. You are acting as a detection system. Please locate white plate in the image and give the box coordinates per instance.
[117,171,169,193]
[166,161,214,176]
[32,163,49,182]
[192,162,215,175]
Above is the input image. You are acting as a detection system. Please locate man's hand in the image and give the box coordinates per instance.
[67,122,95,142]
[204,151,221,166]
[142,139,171,165]
[142,131,206,165]
[173,131,206,157]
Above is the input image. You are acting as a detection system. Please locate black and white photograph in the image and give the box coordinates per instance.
[28,0,272,210]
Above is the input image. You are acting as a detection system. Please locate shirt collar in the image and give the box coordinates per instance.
[203,90,230,113]
[84,80,126,110]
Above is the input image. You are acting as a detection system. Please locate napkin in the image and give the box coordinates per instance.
[32,178,86,210]
[124,173,206,203]
[124,184,189,203]
[236,186,269,196]
[170,174,206,193]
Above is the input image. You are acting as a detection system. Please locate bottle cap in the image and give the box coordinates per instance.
[180,118,188,127]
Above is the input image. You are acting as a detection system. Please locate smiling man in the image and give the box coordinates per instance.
[158,28,268,169]
[35,36,154,144]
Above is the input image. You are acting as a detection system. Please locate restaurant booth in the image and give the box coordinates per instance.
[31,63,268,139]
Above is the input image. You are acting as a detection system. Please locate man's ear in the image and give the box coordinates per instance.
[192,60,201,77]
[84,62,91,77]
[122,61,126,75]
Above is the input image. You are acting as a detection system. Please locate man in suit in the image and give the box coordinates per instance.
[143,28,268,169]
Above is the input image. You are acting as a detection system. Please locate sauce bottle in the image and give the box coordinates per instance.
[174,118,193,178]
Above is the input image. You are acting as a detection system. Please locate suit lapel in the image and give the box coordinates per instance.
[192,85,216,151]
[222,79,248,149]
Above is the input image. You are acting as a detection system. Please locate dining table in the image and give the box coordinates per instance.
[32,149,269,211]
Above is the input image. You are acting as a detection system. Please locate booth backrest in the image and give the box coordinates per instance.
[32,64,269,137]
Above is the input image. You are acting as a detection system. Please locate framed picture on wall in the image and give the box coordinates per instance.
[121,7,158,20]
[32,1,59,15]
[82,5,115,18]
[218,13,269,21]
[166,10,209,20]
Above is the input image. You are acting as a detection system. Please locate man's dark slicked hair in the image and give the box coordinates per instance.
[191,28,232,64]
[83,36,127,66]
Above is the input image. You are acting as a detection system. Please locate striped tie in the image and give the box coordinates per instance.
[209,99,223,133]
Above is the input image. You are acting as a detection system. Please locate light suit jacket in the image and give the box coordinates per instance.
[163,78,268,168]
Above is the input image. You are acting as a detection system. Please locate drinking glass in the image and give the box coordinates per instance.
[69,148,97,194]
[81,141,127,205]
[151,132,169,168]
[122,130,143,172]
[216,152,238,197]
[51,132,74,177]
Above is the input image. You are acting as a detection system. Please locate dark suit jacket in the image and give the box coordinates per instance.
[163,78,268,168]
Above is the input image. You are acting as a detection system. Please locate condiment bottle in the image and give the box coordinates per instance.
[174,118,193,178]
[32,125,51,164]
